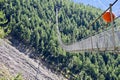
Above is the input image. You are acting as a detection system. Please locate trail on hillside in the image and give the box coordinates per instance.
[0,39,65,80]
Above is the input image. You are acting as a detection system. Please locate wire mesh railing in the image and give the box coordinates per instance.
[56,0,120,52]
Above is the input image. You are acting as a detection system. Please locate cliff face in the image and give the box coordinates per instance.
[0,39,65,80]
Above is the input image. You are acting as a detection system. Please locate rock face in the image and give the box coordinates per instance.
[0,39,65,80]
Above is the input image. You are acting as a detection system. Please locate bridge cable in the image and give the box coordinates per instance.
[110,4,116,52]
[88,0,118,27]
[89,0,118,52]
[56,0,119,52]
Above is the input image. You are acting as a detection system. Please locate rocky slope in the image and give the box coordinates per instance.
[0,39,65,80]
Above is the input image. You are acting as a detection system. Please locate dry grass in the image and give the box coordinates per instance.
[0,63,11,80]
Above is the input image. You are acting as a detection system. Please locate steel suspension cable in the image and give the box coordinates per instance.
[89,0,118,27]
[89,0,118,51]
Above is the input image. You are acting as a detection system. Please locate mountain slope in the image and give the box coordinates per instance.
[1,0,120,80]
[0,39,65,80]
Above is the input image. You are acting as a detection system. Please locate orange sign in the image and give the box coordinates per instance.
[102,11,115,23]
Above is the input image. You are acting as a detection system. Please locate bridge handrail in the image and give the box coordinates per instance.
[61,18,120,46]
[57,0,119,46]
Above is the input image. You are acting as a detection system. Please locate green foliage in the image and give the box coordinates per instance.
[0,0,5,4]
[0,26,11,38]
[0,64,23,80]
[0,11,7,25]
[0,74,23,80]
[1,0,120,80]
[13,74,23,80]
[0,27,5,38]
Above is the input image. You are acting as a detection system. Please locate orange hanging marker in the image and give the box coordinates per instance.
[102,11,115,23]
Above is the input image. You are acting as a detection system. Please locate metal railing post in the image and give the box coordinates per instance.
[110,4,116,51]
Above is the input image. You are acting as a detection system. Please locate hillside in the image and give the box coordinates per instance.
[0,0,120,80]
[0,39,65,80]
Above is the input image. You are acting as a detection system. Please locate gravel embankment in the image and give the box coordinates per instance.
[0,39,65,80]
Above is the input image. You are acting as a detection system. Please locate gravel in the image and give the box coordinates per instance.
[0,39,66,80]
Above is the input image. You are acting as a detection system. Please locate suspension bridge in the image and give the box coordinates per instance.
[56,0,120,52]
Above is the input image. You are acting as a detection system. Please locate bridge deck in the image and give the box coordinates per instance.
[57,27,120,52]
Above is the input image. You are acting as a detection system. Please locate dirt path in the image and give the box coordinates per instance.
[0,39,65,80]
